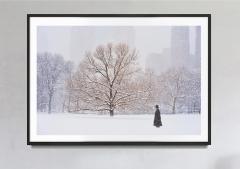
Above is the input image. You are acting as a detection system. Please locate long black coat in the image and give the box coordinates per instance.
[153,108,162,127]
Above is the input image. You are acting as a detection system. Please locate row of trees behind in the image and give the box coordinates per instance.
[37,43,201,116]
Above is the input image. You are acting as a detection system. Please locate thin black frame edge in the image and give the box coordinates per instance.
[27,14,211,146]
[27,14,31,145]
[27,14,211,17]
[208,14,211,145]
[28,141,210,146]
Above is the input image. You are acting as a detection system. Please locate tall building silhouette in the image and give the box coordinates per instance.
[171,26,190,68]
[194,26,201,69]
[170,26,201,70]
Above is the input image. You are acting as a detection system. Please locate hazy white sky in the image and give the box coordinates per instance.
[37,26,197,69]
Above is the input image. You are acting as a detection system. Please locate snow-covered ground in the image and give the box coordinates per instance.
[37,113,201,135]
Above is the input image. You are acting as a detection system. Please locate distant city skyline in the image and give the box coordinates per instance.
[38,26,201,74]
[146,26,201,74]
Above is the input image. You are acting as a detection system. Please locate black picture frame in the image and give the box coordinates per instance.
[27,14,211,146]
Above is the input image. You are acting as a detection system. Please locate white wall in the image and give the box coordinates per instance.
[0,1,240,169]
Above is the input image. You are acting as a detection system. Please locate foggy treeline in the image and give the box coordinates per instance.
[37,42,201,116]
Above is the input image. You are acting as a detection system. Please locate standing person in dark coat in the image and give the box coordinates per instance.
[153,105,162,127]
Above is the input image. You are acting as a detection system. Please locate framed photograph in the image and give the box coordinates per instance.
[27,14,211,145]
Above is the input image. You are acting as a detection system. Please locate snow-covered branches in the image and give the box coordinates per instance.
[66,43,151,116]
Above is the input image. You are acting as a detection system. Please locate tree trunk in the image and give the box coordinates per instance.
[48,95,52,114]
[110,109,114,116]
[109,84,114,116]
[62,97,66,113]
[67,95,71,112]
[172,97,176,114]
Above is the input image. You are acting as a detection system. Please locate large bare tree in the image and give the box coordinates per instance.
[67,43,152,116]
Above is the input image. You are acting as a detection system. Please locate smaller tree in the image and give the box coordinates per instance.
[158,68,188,114]
[157,68,201,114]
[37,53,72,113]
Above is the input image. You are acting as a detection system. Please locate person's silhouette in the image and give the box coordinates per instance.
[153,105,162,127]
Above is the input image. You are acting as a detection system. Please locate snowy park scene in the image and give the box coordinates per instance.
[30,16,209,143]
